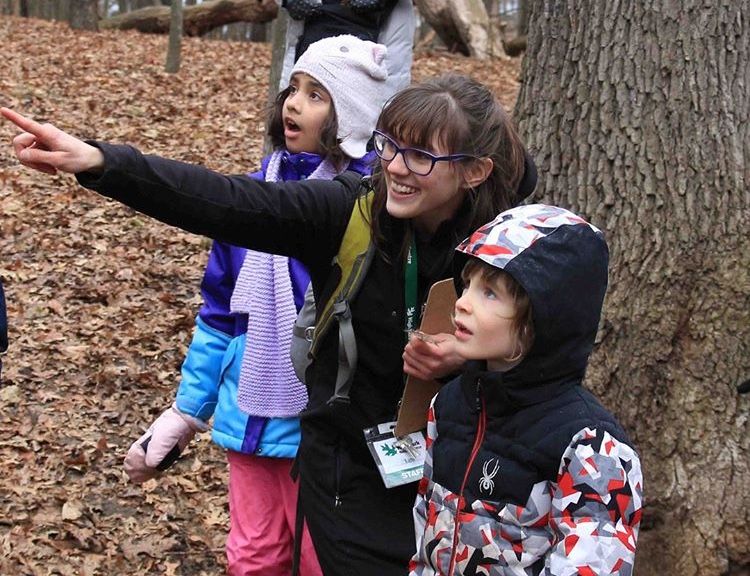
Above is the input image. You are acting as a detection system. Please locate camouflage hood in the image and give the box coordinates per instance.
[454,204,609,390]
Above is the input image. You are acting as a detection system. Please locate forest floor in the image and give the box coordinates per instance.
[0,16,521,575]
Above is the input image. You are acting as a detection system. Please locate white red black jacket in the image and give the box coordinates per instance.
[410,206,643,575]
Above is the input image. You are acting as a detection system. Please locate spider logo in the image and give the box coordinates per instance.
[479,458,500,494]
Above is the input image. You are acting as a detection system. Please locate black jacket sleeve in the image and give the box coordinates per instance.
[75,142,359,268]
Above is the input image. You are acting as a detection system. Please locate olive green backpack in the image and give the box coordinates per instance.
[290,181,376,405]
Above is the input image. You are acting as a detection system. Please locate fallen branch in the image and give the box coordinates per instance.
[100,0,278,36]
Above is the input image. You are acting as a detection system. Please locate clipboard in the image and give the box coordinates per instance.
[395,279,457,437]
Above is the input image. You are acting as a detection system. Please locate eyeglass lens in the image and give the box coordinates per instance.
[374,133,435,176]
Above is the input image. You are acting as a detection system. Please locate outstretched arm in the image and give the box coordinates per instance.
[1,107,104,175]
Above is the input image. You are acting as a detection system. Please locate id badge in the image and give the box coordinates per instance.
[364,421,426,488]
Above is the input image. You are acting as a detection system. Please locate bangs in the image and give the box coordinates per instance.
[377,87,470,153]
[461,259,526,304]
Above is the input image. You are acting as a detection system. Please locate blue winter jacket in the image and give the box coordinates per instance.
[175,150,373,457]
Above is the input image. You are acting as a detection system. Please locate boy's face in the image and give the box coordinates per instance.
[454,268,522,372]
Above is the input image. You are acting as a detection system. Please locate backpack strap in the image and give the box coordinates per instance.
[310,183,375,405]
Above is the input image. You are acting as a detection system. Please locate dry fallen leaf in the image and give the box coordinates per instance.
[61,500,84,521]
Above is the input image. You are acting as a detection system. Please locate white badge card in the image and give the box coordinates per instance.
[364,421,426,488]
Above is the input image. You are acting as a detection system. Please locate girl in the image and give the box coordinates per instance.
[3,73,537,576]
[410,205,642,575]
[121,34,392,575]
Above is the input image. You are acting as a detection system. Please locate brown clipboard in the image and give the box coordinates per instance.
[394,279,457,437]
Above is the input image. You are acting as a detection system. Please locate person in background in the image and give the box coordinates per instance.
[410,204,643,575]
[120,35,393,576]
[279,0,415,95]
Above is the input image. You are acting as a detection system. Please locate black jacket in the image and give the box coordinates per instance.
[77,142,477,575]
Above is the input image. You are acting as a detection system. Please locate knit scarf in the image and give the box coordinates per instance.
[231,150,344,417]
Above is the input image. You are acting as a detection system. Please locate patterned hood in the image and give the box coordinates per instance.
[454,204,609,390]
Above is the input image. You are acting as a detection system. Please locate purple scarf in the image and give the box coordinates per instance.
[231,150,344,417]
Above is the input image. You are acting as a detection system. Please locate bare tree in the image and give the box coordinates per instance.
[515,1,750,574]
[165,0,182,73]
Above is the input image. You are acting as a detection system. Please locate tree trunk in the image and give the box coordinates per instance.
[414,0,503,58]
[447,0,505,58]
[515,2,750,575]
[516,0,528,36]
[100,0,277,36]
[69,0,98,30]
[412,0,467,54]
[164,0,182,73]
[264,8,287,155]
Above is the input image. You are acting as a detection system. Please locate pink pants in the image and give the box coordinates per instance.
[226,451,322,576]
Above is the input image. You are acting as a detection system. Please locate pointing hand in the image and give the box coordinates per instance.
[1,107,104,175]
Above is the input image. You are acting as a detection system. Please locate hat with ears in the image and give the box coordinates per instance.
[291,34,390,159]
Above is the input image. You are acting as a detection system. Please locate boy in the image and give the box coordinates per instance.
[410,204,643,575]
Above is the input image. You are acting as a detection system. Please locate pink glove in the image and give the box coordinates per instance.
[124,403,208,484]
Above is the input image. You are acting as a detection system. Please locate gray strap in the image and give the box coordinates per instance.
[327,301,357,405]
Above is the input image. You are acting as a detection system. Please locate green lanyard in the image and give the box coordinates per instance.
[404,236,419,335]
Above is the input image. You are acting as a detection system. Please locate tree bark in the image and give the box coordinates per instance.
[69,0,98,30]
[100,0,277,36]
[515,2,750,574]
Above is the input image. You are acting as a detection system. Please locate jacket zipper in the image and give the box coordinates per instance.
[334,440,342,508]
[447,380,486,575]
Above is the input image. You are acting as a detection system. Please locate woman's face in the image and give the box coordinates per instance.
[380,132,467,236]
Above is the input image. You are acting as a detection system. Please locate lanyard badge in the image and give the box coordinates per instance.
[364,237,426,488]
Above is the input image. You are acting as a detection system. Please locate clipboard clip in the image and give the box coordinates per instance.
[394,435,421,459]
[404,329,447,346]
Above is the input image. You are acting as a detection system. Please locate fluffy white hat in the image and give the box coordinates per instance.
[291,34,390,159]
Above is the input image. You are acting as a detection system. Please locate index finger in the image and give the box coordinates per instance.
[0,107,43,135]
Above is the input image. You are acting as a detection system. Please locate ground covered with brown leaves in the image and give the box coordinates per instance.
[0,16,520,574]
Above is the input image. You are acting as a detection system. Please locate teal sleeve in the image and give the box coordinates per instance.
[175,316,232,421]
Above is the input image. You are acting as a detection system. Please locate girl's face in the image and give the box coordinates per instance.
[380,132,467,236]
[453,268,523,372]
[283,72,332,155]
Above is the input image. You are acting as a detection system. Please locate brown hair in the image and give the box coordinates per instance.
[461,258,534,363]
[368,74,527,255]
[266,81,349,170]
